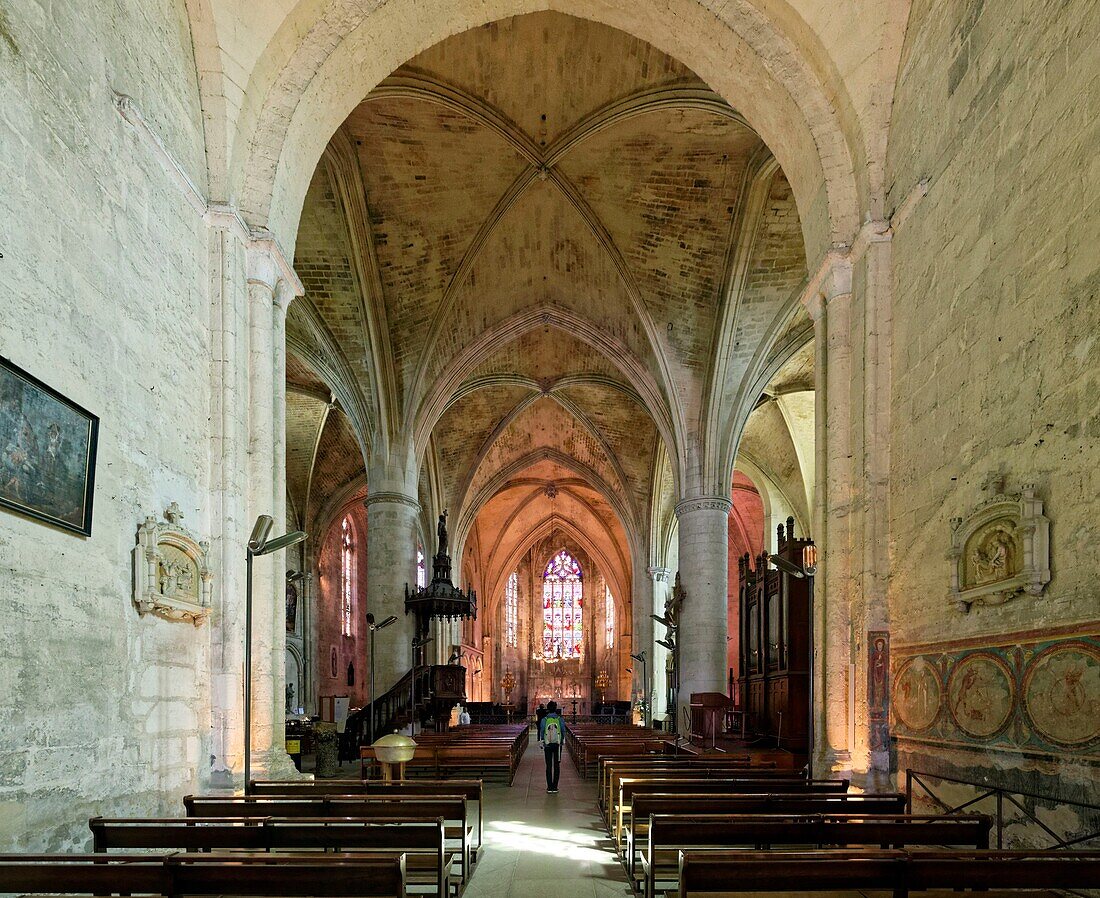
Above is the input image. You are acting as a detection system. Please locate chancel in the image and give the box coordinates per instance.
[1,1,1098,896]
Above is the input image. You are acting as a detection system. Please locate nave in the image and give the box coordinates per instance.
[459,741,633,898]
[2,0,1098,880]
[3,723,1098,897]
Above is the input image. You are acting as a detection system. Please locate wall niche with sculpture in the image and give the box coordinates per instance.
[948,476,1050,613]
[132,502,213,625]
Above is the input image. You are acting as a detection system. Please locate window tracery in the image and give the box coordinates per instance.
[341,516,355,637]
[605,586,614,649]
[416,543,426,588]
[542,550,583,660]
[504,572,518,648]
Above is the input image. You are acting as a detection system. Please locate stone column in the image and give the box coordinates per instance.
[648,567,671,723]
[207,226,249,786]
[245,262,278,769]
[675,496,733,725]
[243,253,299,779]
[268,284,293,756]
[851,237,893,775]
[630,555,653,720]
[363,457,419,694]
[805,264,854,772]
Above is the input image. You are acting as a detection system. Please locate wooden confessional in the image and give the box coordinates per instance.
[737,517,812,755]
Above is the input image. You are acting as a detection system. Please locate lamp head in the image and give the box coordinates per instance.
[256,530,307,555]
[657,639,676,651]
[630,651,647,663]
[376,615,398,631]
[248,515,274,553]
[286,570,306,583]
[802,542,818,576]
[651,614,675,627]
[768,554,806,578]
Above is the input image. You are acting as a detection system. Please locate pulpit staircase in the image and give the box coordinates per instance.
[340,664,466,761]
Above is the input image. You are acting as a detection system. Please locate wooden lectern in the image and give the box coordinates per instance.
[690,692,732,749]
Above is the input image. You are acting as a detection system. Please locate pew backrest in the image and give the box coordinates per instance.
[0,853,408,897]
[675,849,1100,897]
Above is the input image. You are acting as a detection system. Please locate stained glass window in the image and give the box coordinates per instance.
[542,550,583,660]
[605,587,614,648]
[504,572,518,648]
[416,543,426,588]
[340,516,355,637]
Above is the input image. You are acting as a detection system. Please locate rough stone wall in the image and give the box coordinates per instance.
[886,0,1100,817]
[0,0,213,851]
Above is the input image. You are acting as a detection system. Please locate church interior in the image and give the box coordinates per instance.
[1,0,1098,894]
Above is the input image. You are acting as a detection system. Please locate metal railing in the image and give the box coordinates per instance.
[906,767,1100,850]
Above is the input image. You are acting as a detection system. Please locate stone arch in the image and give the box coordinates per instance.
[228,0,864,284]
[413,306,682,488]
[483,514,630,624]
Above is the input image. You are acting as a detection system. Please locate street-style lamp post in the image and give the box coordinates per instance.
[366,612,398,746]
[245,515,307,795]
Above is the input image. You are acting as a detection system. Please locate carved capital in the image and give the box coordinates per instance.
[674,496,733,518]
[647,566,671,582]
[247,229,304,300]
[363,491,422,513]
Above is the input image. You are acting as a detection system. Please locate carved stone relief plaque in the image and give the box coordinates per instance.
[132,502,212,625]
[948,478,1050,612]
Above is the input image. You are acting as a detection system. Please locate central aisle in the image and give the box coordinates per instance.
[462,740,635,898]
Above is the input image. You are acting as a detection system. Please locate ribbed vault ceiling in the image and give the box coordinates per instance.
[287,11,809,602]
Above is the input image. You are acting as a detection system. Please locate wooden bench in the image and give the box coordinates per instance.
[90,816,453,897]
[363,728,526,784]
[184,794,474,884]
[571,739,675,778]
[675,849,1100,898]
[625,792,909,860]
[250,779,485,856]
[0,852,407,896]
[600,759,799,815]
[639,814,991,898]
[612,775,839,837]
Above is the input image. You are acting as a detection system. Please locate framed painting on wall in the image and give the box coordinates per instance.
[0,356,99,536]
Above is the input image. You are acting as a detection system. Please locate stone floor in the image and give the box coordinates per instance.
[463,743,634,898]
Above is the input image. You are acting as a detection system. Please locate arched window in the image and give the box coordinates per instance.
[542,550,583,660]
[416,542,427,588]
[504,572,518,648]
[340,516,355,637]
[605,586,614,649]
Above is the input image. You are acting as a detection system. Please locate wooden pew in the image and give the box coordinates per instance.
[363,725,527,784]
[572,738,674,778]
[675,849,1100,898]
[184,794,474,884]
[89,816,453,897]
[625,792,909,859]
[610,773,834,834]
[0,852,407,896]
[600,758,799,815]
[250,779,485,855]
[615,777,846,845]
[639,814,991,898]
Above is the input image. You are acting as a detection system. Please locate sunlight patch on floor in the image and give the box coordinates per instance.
[487,821,610,860]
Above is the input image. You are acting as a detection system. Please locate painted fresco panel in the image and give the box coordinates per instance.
[891,627,1100,761]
